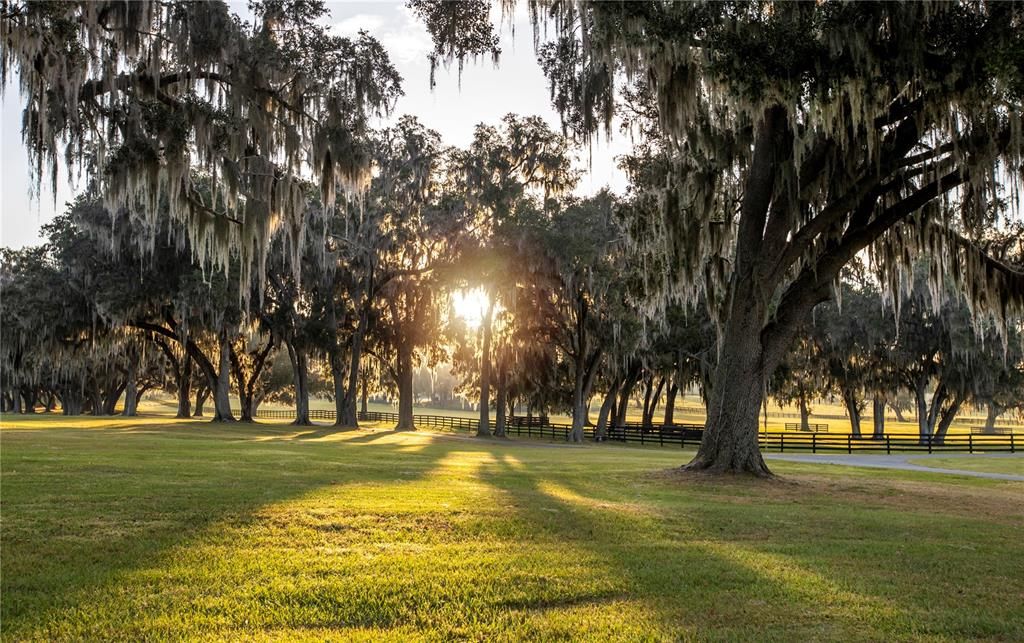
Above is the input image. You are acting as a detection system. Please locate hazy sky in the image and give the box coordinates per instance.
[0,1,629,249]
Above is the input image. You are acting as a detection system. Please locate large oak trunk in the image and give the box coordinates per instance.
[685,296,771,476]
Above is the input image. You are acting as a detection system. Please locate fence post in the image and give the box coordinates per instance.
[660,428,664,446]
[812,433,816,454]
[927,434,932,454]
[780,433,784,453]
[847,435,852,454]
[969,433,973,454]
[1011,433,1015,454]
[886,435,891,455]
[641,430,644,445]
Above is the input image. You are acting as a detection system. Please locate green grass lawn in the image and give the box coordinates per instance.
[2,414,1022,641]
[908,456,1024,476]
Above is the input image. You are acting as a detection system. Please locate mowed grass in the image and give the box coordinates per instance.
[908,456,1024,476]
[2,415,1023,641]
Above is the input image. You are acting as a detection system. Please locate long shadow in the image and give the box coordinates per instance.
[474,450,921,639]
[0,418,452,639]
[484,446,1024,639]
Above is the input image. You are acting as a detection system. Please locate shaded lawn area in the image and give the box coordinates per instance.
[907,456,1024,476]
[1,415,1022,641]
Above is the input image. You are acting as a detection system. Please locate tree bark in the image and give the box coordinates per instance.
[663,380,679,426]
[686,324,771,474]
[340,306,367,428]
[934,394,963,444]
[798,388,811,432]
[287,342,312,426]
[914,379,934,444]
[212,331,236,422]
[982,401,1002,434]
[90,380,104,415]
[683,105,843,475]
[60,384,84,415]
[122,361,139,417]
[395,343,415,431]
[330,344,348,427]
[614,363,641,427]
[841,388,861,438]
[176,354,193,418]
[193,385,209,417]
[643,376,666,428]
[595,385,616,441]
[477,297,496,437]
[872,395,886,439]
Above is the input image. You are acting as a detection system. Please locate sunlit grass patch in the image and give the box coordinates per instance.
[2,415,1022,641]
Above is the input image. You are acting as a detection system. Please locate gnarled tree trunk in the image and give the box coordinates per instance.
[686,308,771,475]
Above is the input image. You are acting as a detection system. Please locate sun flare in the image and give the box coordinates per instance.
[452,288,490,329]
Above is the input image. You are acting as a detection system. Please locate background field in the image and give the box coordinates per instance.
[2,413,1022,641]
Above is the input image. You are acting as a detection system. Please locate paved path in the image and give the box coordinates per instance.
[764,453,1024,481]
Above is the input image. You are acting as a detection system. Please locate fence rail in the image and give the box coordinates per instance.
[784,422,830,433]
[252,408,1019,454]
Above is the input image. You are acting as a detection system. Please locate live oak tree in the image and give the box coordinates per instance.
[1,0,400,291]
[537,192,621,442]
[451,114,577,436]
[419,1,1024,474]
[358,117,452,431]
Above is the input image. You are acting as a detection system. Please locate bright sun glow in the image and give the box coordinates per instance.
[452,288,490,329]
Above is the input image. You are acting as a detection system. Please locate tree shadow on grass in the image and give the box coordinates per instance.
[473,451,920,640]
[7,424,1015,640]
[0,421,454,640]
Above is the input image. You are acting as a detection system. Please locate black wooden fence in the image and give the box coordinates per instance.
[253,408,1019,454]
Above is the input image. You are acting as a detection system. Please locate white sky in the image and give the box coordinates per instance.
[0,0,629,249]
